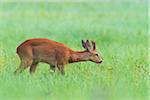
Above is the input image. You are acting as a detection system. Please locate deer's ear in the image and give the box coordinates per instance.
[82,40,86,49]
[91,41,96,50]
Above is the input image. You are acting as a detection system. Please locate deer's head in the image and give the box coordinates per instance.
[82,40,103,64]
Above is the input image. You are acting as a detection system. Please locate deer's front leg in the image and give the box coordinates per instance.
[49,65,56,73]
[57,65,65,75]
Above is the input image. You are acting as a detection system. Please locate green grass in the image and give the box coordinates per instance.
[0,1,149,100]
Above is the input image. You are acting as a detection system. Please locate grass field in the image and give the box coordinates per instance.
[0,1,149,100]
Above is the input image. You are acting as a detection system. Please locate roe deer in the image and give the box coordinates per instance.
[15,38,103,75]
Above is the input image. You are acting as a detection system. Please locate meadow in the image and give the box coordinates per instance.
[0,1,149,100]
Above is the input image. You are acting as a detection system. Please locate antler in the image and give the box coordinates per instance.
[82,40,94,51]
[86,40,91,48]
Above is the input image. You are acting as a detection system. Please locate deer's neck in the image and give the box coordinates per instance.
[69,50,89,63]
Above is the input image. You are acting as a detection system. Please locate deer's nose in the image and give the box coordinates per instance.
[99,61,102,63]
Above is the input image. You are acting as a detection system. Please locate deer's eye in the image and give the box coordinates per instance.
[95,54,99,56]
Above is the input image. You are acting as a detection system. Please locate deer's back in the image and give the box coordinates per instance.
[17,38,67,50]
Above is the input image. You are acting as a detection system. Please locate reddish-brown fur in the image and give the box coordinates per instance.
[15,38,102,75]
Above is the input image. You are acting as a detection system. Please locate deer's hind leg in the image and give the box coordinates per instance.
[29,61,39,74]
[15,46,33,74]
[15,58,33,74]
